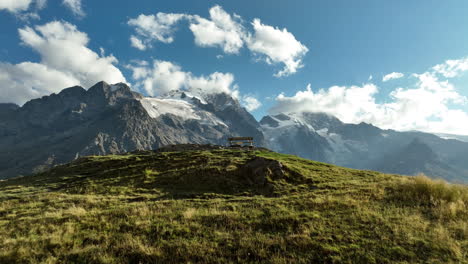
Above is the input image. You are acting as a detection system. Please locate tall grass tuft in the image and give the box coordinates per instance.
[392,174,467,220]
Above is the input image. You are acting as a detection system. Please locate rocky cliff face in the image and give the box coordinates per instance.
[0,82,264,179]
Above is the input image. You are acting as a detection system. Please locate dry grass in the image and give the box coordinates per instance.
[391,174,468,220]
[0,149,466,263]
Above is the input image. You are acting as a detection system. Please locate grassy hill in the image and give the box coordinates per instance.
[0,146,467,263]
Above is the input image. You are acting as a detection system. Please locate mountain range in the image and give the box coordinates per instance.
[1,81,467,183]
[261,112,468,183]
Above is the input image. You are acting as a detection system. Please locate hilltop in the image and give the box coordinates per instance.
[0,146,466,263]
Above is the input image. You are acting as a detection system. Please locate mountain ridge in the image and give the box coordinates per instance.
[0,81,264,179]
[1,81,468,183]
[260,112,468,183]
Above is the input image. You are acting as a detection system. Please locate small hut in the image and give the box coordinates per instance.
[228,137,254,148]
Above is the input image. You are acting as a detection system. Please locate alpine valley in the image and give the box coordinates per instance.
[1,82,467,183]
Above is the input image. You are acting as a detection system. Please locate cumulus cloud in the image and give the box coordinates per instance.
[0,0,33,13]
[128,13,187,49]
[62,0,85,17]
[189,5,245,54]
[0,0,46,20]
[187,72,236,95]
[128,59,261,111]
[0,21,126,105]
[0,62,78,105]
[130,35,146,51]
[241,96,262,111]
[128,5,308,77]
[432,57,468,78]
[382,72,404,82]
[246,19,309,77]
[129,60,235,96]
[270,84,382,124]
[129,60,187,96]
[269,65,468,135]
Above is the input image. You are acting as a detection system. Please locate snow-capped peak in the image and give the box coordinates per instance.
[138,96,226,127]
[260,112,315,131]
[159,89,208,105]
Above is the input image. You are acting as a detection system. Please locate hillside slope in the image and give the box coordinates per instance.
[0,146,466,263]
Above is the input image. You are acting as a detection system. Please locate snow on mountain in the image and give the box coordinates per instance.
[139,96,227,127]
[267,113,366,162]
[0,81,267,179]
[260,113,307,150]
[261,112,341,153]
[159,89,208,104]
[435,133,468,142]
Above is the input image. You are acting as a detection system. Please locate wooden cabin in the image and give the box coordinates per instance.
[228,137,254,148]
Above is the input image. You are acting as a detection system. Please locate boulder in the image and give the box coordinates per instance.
[243,157,285,186]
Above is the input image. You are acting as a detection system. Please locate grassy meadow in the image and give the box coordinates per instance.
[0,148,466,263]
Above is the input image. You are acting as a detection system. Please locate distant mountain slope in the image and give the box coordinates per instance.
[371,138,463,181]
[261,112,468,183]
[0,81,264,179]
[435,133,468,142]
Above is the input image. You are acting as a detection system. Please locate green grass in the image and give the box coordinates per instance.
[0,148,466,263]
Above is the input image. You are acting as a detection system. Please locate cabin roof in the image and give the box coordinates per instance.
[228,137,254,141]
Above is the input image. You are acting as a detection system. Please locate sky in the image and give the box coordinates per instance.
[1,0,468,135]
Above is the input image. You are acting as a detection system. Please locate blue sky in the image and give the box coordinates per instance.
[1,0,468,134]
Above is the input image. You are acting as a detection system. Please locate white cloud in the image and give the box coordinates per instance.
[128,59,261,111]
[35,0,46,9]
[128,6,246,54]
[16,11,40,21]
[128,5,308,77]
[130,35,146,51]
[130,60,187,96]
[62,0,85,17]
[382,72,404,82]
[269,69,468,135]
[241,96,262,111]
[270,84,382,124]
[0,0,46,20]
[246,19,309,77]
[432,57,468,78]
[187,72,236,95]
[128,12,187,49]
[0,0,33,13]
[189,5,245,54]
[0,62,78,105]
[129,60,236,96]
[0,21,126,105]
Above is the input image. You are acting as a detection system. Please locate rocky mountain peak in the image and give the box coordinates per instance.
[204,93,240,111]
[301,112,343,130]
[259,116,279,127]
[58,85,86,97]
[0,81,266,179]
[273,113,292,121]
